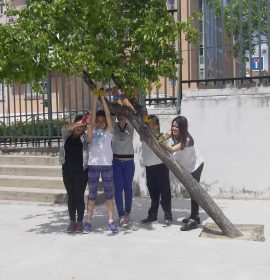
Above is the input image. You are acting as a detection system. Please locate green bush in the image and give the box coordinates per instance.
[0,118,68,138]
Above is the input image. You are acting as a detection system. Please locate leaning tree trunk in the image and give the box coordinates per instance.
[82,73,242,238]
[107,103,242,238]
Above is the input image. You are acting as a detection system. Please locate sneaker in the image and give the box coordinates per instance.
[164,219,172,226]
[182,216,200,224]
[107,222,118,233]
[75,222,83,233]
[123,214,130,228]
[83,222,92,234]
[119,216,125,226]
[119,216,129,228]
[180,219,198,231]
[67,221,76,233]
[140,216,157,224]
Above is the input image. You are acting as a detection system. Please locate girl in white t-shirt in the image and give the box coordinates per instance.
[83,94,117,233]
[162,116,204,231]
[141,115,172,225]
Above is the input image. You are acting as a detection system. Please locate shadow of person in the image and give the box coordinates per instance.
[25,197,209,234]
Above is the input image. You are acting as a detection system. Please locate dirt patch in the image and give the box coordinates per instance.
[200,223,265,242]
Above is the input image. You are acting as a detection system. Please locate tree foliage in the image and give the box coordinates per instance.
[0,0,200,94]
[210,0,269,57]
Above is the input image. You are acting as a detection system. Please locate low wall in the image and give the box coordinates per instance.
[133,89,270,199]
[2,88,269,199]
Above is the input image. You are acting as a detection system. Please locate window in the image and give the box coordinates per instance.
[0,0,4,16]
[199,0,203,12]
[167,0,175,10]
[199,56,204,64]
[199,21,203,33]
[199,69,205,80]
[170,79,176,88]
[0,83,3,100]
[200,44,204,56]
[24,84,43,100]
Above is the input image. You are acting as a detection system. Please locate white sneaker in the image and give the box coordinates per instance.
[119,215,129,228]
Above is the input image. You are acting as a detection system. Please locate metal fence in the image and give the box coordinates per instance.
[0,74,92,147]
[1,0,270,147]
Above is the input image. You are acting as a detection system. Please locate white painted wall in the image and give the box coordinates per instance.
[133,89,270,199]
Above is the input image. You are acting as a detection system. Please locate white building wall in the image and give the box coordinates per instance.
[133,87,270,199]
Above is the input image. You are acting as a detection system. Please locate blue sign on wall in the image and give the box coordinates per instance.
[250,57,264,71]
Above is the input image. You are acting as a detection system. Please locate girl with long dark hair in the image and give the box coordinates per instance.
[163,116,204,231]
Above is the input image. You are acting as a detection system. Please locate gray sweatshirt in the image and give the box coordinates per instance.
[112,120,134,157]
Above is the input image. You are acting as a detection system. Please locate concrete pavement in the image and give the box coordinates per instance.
[0,197,269,280]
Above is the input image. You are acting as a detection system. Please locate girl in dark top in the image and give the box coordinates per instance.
[60,115,89,233]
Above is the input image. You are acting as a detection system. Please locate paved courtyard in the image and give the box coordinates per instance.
[0,197,269,280]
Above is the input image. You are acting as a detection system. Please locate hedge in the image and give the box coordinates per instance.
[0,119,68,138]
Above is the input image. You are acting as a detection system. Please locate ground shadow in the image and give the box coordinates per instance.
[25,197,210,235]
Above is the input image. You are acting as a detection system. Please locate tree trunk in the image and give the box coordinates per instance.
[82,72,242,238]
[107,102,242,238]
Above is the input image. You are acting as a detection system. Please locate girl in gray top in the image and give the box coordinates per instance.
[112,112,135,228]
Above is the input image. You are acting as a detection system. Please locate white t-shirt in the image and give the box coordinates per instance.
[174,144,203,173]
[141,141,162,166]
[88,127,113,166]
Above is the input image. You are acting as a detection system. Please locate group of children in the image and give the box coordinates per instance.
[60,93,204,234]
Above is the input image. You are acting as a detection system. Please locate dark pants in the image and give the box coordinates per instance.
[189,163,204,219]
[146,163,172,220]
[62,167,88,222]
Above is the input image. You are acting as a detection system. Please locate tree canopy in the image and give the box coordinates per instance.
[0,0,200,94]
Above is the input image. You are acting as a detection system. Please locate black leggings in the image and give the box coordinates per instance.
[146,163,172,220]
[190,163,204,219]
[62,168,88,222]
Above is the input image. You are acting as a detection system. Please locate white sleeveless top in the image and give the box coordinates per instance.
[174,144,203,173]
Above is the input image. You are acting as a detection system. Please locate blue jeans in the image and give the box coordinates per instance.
[113,158,135,217]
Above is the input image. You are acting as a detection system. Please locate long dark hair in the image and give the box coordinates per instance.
[171,116,194,150]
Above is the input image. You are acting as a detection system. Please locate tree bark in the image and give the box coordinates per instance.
[107,102,242,238]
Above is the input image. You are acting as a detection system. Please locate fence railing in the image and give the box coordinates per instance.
[1,0,270,147]
[1,74,270,148]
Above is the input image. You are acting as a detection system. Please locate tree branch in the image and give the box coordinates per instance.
[82,71,96,89]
